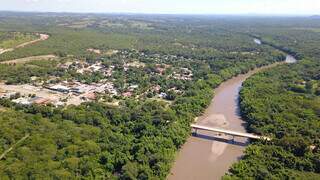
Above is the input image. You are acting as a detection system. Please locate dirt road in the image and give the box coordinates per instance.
[0,33,49,55]
[0,55,57,65]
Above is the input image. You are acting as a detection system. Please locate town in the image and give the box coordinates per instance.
[0,49,193,107]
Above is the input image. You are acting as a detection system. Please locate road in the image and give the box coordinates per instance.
[0,55,57,65]
[0,33,49,55]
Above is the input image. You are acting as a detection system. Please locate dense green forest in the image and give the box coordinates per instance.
[1,12,320,179]
[225,60,320,179]
[225,17,320,180]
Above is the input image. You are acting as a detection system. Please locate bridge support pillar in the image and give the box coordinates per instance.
[231,135,235,144]
[194,128,198,136]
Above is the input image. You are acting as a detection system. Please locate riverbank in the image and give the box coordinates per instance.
[168,55,296,180]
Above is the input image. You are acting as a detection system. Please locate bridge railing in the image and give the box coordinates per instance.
[191,124,271,141]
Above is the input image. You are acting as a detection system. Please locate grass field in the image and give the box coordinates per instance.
[0,32,38,49]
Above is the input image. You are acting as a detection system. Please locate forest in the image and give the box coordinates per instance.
[224,60,320,179]
[225,17,320,180]
[0,12,320,179]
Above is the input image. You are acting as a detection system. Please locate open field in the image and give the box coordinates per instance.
[0,54,57,64]
[16,34,49,48]
[0,32,38,49]
[0,83,84,105]
[0,33,49,55]
[0,83,61,100]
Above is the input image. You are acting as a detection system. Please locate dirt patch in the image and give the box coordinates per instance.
[0,106,6,112]
[0,84,60,100]
[0,55,57,65]
[0,48,14,55]
[0,83,84,106]
[126,61,146,68]
[105,101,120,107]
[105,49,119,56]
[16,33,49,48]
[87,48,101,54]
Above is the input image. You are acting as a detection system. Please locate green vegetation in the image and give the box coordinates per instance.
[1,12,320,179]
[225,61,320,179]
[225,17,320,179]
[0,29,136,61]
[0,60,61,84]
[0,32,38,49]
[0,101,180,179]
[0,13,281,62]
[0,52,283,179]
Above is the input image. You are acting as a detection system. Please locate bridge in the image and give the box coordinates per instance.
[191,124,271,141]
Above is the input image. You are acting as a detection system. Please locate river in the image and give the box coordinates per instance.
[168,54,297,180]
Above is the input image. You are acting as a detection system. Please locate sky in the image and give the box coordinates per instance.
[0,0,320,15]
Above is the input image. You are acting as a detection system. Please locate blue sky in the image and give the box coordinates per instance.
[1,0,319,15]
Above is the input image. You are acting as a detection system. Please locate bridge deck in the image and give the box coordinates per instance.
[191,124,271,141]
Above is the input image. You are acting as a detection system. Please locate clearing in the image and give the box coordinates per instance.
[0,33,49,55]
[0,55,57,65]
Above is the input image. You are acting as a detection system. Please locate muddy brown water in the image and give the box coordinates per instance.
[168,55,296,180]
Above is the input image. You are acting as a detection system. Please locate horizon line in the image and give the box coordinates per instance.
[0,10,318,17]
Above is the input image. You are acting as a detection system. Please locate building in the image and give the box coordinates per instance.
[122,91,133,97]
[159,92,167,99]
[152,85,161,93]
[53,101,65,107]
[0,92,18,99]
[48,84,70,93]
[82,92,96,100]
[12,97,32,105]
[30,97,51,105]
[129,84,139,91]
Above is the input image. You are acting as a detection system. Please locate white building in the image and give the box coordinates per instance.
[12,97,32,105]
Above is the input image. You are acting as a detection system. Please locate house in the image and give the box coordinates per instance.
[156,67,165,74]
[159,92,167,98]
[48,84,70,93]
[180,68,192,75]
[152,85,161,93]
[129,85,139,91]
[31,76,38,81]
[70,87,85,94]
[155,64,171,75]
[0,92,18,99]
[122,91,133,97]
[30,97,51,105]
[53,101,65,107]
[82,92,96,100]
[89,63,103,72]
[12,97,31,105]
[169,87,183,95]
[172,68,193,81]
